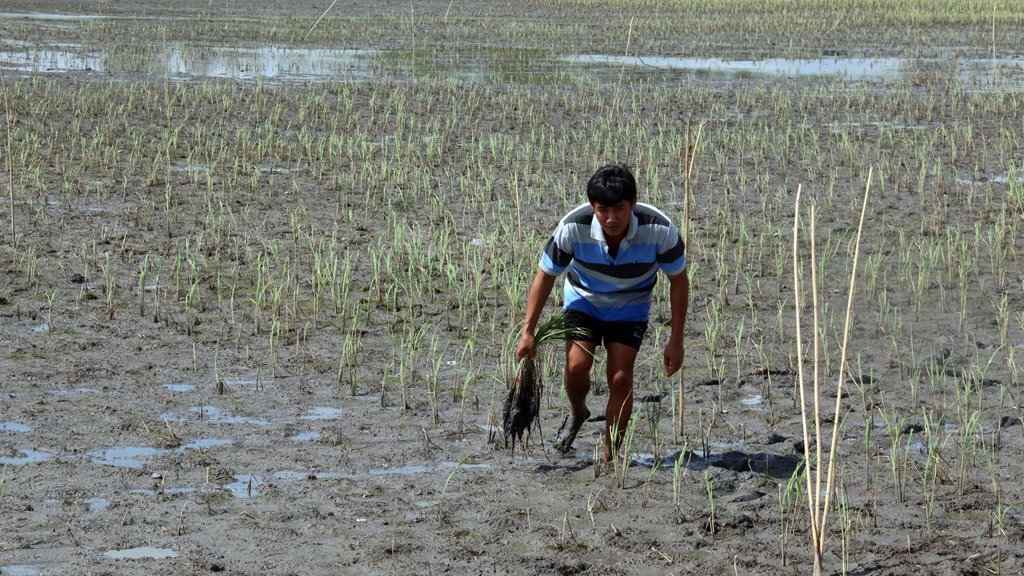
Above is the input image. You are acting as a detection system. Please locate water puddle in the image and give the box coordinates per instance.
[103,547,178,560]
[49,388,101,396]
[707,440,746,451]
[223,474,260,498]
[289,431,320,441]
[829,120,928,131]
[129,487,195,496]
[301,407,341,420]
[740,394,764,408]
[162,383,195,392]
[563,54,905,80]
[157,411,183,422]
[0,47,104,73]
[177,438,233,450]
[2,9,1023,87]
[272,470,310,480]
[3,37,1021,88]
[0,566,44,576]
[185,406,270,425]
[0,43,376,80]
[440,461,489,470]
[0,449,52,466]
[180,163,304,175]
[85,497,110,511]
[87,446,167,468]
[87,438,231,468]
[222,379,263,390]
[272,470,357,480]
[31,323,49,332]
[562,54,1024,86]
[0,12,108,20]
[630,453,677,468]
[369,464,432,475]
[0,422,31,432]
[956,171,1024,186]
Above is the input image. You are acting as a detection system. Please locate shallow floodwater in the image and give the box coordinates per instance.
[103,547,179,560]
[0,43,917,82]
[87,446,166,468]
[563,54,905,80]
[0,566,44,576]
[2,11,1021,87]
[0,449,52,466]
[0,42,374,80]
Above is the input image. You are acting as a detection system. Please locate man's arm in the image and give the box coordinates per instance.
[516,269,557,361]
[663,268,689,375]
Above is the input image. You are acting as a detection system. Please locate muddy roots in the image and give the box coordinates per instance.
[503,357,540,453]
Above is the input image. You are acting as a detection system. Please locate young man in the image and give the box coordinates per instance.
[516,164,689,460]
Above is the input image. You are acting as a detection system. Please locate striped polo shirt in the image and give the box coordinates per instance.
[539,202,686,322]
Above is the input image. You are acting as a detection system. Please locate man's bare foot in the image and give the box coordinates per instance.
[553,408,591,453]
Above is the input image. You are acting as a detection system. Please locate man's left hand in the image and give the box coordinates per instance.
[663,341,684,376]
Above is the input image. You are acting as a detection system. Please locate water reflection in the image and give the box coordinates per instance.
[0,449,52,466]
[161,46,374,80]
[0,43,375,79]
[2,38,1021,87]
[0,12,108,21]
[103,546,179,560]
[563,55,905,80]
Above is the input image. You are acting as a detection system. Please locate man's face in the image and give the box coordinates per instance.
[591,199,636,240]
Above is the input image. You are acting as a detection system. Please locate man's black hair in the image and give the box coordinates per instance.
[586,164,637,206]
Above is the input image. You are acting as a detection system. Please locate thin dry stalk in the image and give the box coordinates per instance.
[811,202,822,541]
[305,0,341,39]
[610,16,635,123]
[793,170,872,576]
[820,168,872,537]
[679,120,705,438]
[793,184,820,557]
[1,68,13,240]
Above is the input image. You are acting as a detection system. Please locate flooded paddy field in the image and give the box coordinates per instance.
[1,1,1023,574]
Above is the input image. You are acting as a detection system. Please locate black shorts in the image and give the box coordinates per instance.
[564,310,647,350]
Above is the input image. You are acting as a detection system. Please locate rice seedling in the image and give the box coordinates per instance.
[703,469,716,537]
[610,413,639,490]
[0,463,23,501]
[993,494,1023,538]
[503,312,580,453]
[671,446,690,524]
[778,460,806,567]
[878,408,910,503]
[955,408,983,497]
[438,454,469,525]
[920,409,944,528]
[428,346,445,424]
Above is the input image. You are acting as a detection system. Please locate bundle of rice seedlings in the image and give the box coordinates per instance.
[503,312,582,453]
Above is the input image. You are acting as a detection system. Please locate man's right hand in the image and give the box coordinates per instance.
[516,332,536,363]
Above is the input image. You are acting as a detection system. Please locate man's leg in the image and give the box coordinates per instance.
[604,341,639,461]
[554,339,597,452]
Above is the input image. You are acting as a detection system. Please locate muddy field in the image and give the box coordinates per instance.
[1,1,1023,574]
